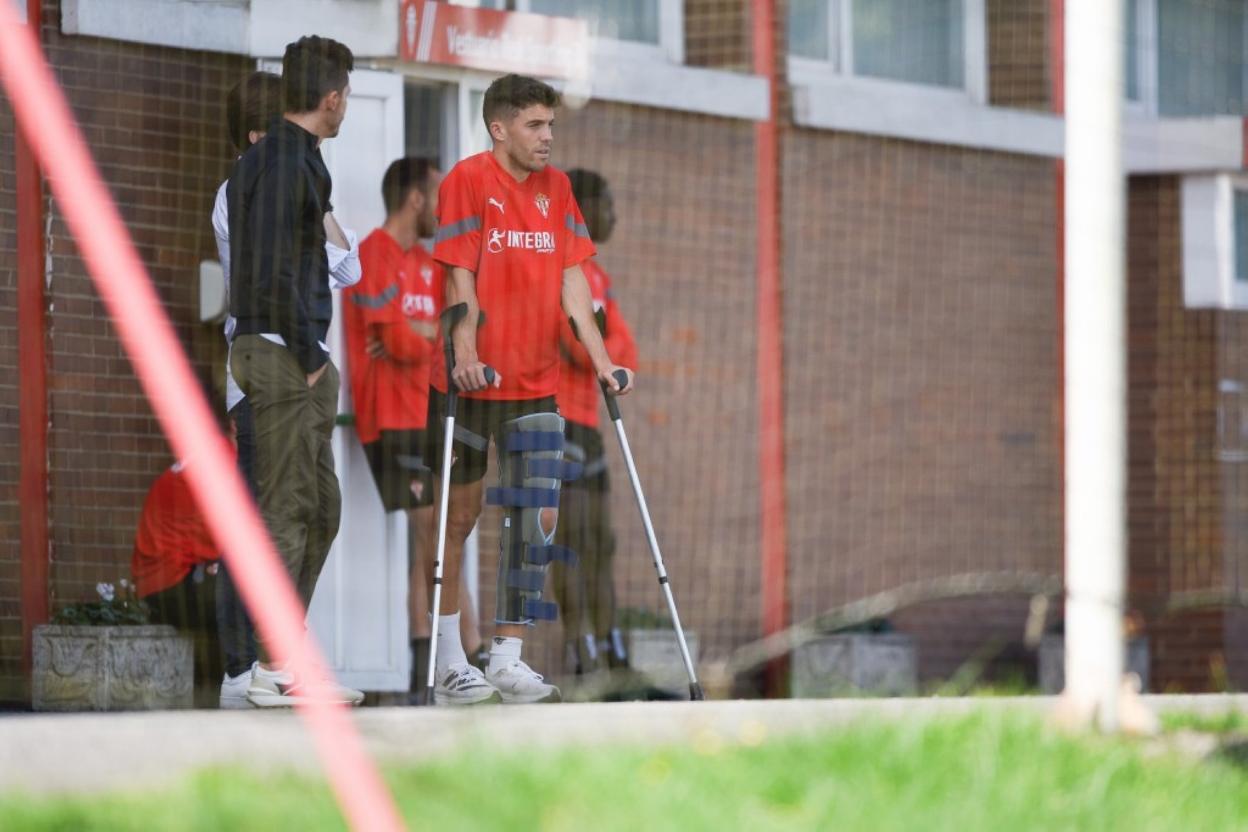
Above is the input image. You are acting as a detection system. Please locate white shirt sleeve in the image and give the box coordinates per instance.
[212,180,230,286]
[327,222,361,290]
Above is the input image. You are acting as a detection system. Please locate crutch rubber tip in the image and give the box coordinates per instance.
[422,685,436,706]
[689,682,705,701]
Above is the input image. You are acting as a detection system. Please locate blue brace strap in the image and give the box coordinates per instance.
[511,543,578,567]
[504,431,564,453]
[486,487,560,509]
[523,598,559,621]
[526,458,584,482]
[505,570,546,592]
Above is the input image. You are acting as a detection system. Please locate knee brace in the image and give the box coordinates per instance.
[487,413,583,625]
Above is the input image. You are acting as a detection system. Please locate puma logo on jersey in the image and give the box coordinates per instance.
[488,197,505,214]
[487,228,556,255]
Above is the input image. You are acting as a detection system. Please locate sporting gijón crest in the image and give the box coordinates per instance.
[534,192,550,219]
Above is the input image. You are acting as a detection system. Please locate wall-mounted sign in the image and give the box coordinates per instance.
[400,0,589,80]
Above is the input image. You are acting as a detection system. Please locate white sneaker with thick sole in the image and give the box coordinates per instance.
[245,662,366,708]
[220,670,254,710]
[486,659,562,704]
[435,663,502,706]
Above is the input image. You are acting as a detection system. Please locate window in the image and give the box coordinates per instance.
[465,0,679,58]
[788,0,970,90]
[1237,189,1248,285]
[1127,0,1247,116]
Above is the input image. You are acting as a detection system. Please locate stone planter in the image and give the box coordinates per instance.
[791,634,918,697]
[626,629,699,695]
[32,624,193,711]
[1038,635,1150,694]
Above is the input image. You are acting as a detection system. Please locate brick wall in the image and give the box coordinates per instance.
[987,0,1051,111]
[0,1,249,700]
[685,0,753,72]
[1126,176,1248,691]
[0,71,20,701]
[781,130,1062,683]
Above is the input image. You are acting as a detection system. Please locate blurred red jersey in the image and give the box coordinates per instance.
[344,229,442,444]
[557,258,638,428]
[431,151,595,400]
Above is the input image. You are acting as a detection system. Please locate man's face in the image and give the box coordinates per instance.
[585,189,616,244]
[323,81,351,138]
[492,103,554,173]
[416,169,443,239]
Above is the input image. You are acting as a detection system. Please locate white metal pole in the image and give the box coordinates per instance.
[1065,0,1127,732]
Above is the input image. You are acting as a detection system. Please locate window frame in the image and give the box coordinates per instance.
[1129,0,1248,118]
[452,0,684,65]
[787,0,987,104]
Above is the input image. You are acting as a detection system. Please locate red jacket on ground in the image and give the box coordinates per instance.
[130,459,225,597]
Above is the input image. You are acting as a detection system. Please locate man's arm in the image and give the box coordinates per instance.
[562,264,633,395]
[445,266,498,391]
[373,320,436,365]
[325,212,362,289]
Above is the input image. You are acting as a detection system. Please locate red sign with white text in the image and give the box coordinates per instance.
[400,0,589,80]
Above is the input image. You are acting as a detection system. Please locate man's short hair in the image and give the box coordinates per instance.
[482,74,560,131]
[225,72,283,153]
[567,169,609,205]
[381,157,438,215]
[282,35,354,114]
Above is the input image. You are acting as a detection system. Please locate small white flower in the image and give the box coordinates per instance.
[118,578,130,589]
[96,582,115,602]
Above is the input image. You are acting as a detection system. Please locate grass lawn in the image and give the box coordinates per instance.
[3,711,1247,831]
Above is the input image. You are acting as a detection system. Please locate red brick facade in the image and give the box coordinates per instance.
[0,1,249,700]
[1126,177,1248,691]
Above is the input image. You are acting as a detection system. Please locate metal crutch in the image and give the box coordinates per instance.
[424,302,494,705]
[599,368,704,701]
[572,309,704,701]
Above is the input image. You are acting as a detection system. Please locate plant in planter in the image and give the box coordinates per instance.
[790,617,919,698]
[33,579,193,711]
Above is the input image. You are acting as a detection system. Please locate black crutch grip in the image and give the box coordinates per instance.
[600,370,629,422]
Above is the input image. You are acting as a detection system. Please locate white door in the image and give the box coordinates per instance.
[307,68,409,691]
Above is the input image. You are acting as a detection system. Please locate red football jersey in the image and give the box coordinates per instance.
[131,461,224,598]
[431,151,595,400]
[344,229,442,444]
[557,258,638,428]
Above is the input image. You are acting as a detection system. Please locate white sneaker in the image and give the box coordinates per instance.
[486,659,562,704]
[245,662,365,708]
[220,670,254,710]
[435,663,501,706]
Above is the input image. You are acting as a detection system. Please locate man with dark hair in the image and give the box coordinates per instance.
[212,69,362,708]
[227,36,360,707]
[550,169,638,679]
[424,73,634,705]
[343,158,484,703]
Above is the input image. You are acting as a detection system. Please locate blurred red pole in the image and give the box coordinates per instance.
[0,7,403,830]
[753,0,789,695]
[1052,0,1065,571]
[17,0,49,674]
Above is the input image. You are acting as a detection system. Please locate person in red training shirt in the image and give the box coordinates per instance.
[550,169,639,678]
[131,418,235,702]
[423,74,634,706]
[343,156,483,703]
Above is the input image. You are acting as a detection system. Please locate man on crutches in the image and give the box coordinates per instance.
[423,74,632,706]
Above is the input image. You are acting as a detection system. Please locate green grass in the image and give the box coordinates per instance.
[4,712,1248,831]
[1161,709,1248,735]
